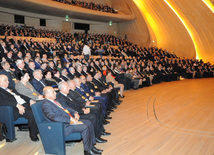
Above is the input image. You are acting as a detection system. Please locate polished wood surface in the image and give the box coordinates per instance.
[0,78,214,155]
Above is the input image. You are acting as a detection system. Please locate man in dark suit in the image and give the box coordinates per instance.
[42,86,102,155]
[0,61,17,90]
[75,76,109,118]
[92,72,119,109]
[75,65,82,78]
[14,59,25,79]
[67,80,110,126]
[56,81,109,142]
[60,68,70,81]
[68,67,75,80]
[26,61,35,80]
[0,74,39,141]
[80,75,109,118]
[30,69,46,94]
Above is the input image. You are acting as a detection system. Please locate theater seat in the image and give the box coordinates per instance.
[0,106,28,142]
[31,101,81,155]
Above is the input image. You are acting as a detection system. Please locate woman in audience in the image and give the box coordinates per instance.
[52,69,63,83]
[15,70,43,101]
[106,70,125,98]
[43,70,58,89]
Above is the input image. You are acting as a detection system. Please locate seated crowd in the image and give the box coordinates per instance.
[52,0,118,14]
[0,24,214,154]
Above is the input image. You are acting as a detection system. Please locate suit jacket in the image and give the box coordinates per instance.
[68,89,86,105]
[34,61,41,69]
[81,83,95,96]
[60,75,69,81]
[75,71,82,78]
[14,68,24,79]
[30,78,46,95]
[67,73,75,80]
[86,81,100,92]
[42,99,77,136]
[92,78,107,91]
[75,86,89,99]
[15,81,40,100]
[0,69,16,90]
[26,68,34,80]
[56,92,84,114]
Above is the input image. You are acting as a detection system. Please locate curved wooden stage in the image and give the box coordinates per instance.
[0,78,214,155]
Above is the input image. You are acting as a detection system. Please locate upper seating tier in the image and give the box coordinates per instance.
[0,0,135,22]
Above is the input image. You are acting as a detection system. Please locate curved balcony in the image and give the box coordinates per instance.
[0,0,135,22]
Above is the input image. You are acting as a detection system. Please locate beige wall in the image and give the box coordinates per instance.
[113,0,150,46]
[121,0,214,63]
[0,6,117,35]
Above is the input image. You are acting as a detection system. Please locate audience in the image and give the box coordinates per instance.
[52,0,118,14]
[0,23,214,154]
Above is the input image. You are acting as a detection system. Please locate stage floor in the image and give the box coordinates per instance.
[1,78,214,155]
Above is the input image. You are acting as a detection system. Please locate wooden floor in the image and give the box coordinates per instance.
[1,78,214,155]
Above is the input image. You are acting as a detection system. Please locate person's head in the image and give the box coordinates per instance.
[17,51,22,57]
[64,62,70,68]
[43,86,56,100]
[69,67,75,74]
[102,66,107,71]
[98,71,102,78]
[42,54,47,59]
[33,69,43,80]
[0,75,9,88]
[53,69,60,78]
[73,77,81,87]
[94,72,99,79]
[17,70,30,82]
[58,81,69,95]
[35,56,40,62]
[7,51,13,58]
[64,53,68,58]
[44,71,52,79]
[86,74,93,82]
[41,62,47,70]
[16,59,25,69]
[1,61,10,70]
[61,68,68,75]
[82,65,87,72]
[80,75,86,84]
[24,56,30,63]
[28,61,35,70]
[67,80,76,90]
[49,61,54,68]
[26,52,31,59]
[76,65,82,72]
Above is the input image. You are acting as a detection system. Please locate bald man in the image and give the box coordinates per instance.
[56,81,109,143]
[0,74,39,141]
[42,86,102,155]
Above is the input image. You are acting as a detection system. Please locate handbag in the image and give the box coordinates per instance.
[0,123,7,141]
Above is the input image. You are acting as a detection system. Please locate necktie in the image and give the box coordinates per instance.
[53,100,74,119]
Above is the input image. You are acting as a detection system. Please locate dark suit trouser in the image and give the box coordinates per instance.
[80,113,100,138]
[66,119,95,151]
[14,103,38,138]
[94,95,108,117]
[88,104,104,138]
